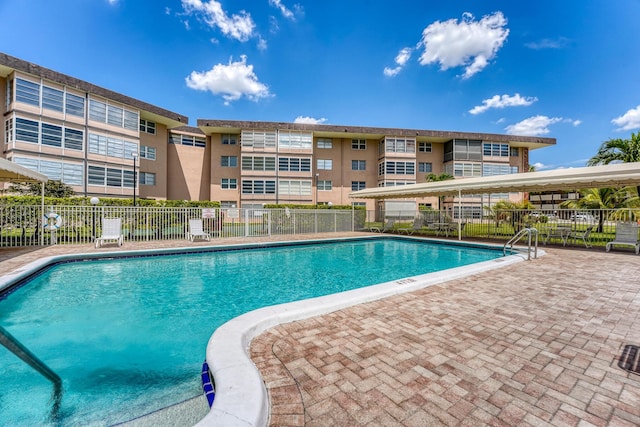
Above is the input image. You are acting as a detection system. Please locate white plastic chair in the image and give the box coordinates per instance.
[95,218,124,248]
[188,219,211,241]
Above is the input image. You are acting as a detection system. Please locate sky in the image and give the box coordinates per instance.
[1,0,639,171]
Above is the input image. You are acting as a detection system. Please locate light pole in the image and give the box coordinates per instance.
[132,153,138,206]
[315,173,319,206]
[90,197,100,241]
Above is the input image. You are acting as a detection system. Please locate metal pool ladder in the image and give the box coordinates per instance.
[0,325,63,419]
[504,227,539,260]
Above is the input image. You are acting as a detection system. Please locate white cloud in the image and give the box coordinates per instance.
[269,0,296,20]
[469,93,537,115]
[417,11,509,79]
[181,0,255,42]
[185,56,271,105]
[257,36,268,51]
[294,116,327,124]
[384,47,412,77]
[611,105,640,131]
[505,115,562,136]
[525,37,570,50]
[107,0,119,4]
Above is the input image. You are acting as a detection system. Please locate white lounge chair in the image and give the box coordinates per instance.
[568,225,594,248]
[188,219,211,241]
[606,222,640,254]
[95,218,124,248]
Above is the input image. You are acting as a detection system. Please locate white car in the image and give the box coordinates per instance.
[570,213,597,222]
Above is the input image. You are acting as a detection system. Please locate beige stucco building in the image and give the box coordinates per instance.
[1,52,556,213]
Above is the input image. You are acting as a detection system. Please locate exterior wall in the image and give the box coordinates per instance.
[166,128,210,201]
[209,133,240,206]
[138,123,168,200]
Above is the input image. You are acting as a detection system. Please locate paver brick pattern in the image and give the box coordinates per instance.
[251,248,640,426]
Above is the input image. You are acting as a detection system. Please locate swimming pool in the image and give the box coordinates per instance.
[0,237,520,425]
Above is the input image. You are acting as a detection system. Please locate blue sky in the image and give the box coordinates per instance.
[2,0,639,171]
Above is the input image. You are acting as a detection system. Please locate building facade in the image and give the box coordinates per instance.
[1,53,556,212]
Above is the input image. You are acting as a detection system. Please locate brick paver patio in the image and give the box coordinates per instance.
[1,235,639,426]
[251,246,640,426]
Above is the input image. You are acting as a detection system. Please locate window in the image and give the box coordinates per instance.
[351,181,366,191]
[418,162,432,173]
[278,180,312,196]
[352,160,366,171]
[41,123,62,147]
[242,180,276,194]
[241,130,277,149]
[242,156,276,171]
[15,78,40,107]
[169,133,206,147]
[279,157,311,172]
[222,178,238,189]
[64,128,83,151]
[483,143,509,157]
[418,142,432,152]
[88,134,107,155]
[483,164,511,176]
[89,98,138,131]
[221,156,238,167]
[352,139,366,150]
[89,99,107,122]
[447,139,482,161]
[139,145,156,160]
[510,147,519,157]
[278,131,312,149]
[352,202,366,207]
[88,165,105,185]
[89,133,137,159]
[5,118,13,145]
[379,161,415,175]
[140,119,156,135]
[107,105,123,127]
[42,86,64,112]
[14,156,83,186]
[65,93,85,118]
[140,172,156,186]
[15,118,39,144]
[317,138,332,149]
[317,180,332,190]
[106,168,123,187]
[383,137,415,153]
[6,78,13,108]
[222,134,238,145]
[317,159,332,170]
[454,162,482,177]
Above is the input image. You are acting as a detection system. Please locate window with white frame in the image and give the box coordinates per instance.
[222,178,237,189]
[241,130,277,149]
[278,180,312,196]
[139,145,156,160]
[242,180,276,194]
[222,134,238,145]
[140,119,156,134]
[42,86,64,113]
[352,181,366,191]
[14,156,83,186]
[317,138,332,148]
[278,131,312,149]
[6,78,13,108]
[279,157,311,172]
[139,172,156,186]
[89,133,137,159]
[379,161,415,175]
[454,162,482,177]
[169,133,206,147]
[4,118,13,145]
[510,147,519,157]
[65,93,85,118]
[418,162,432,173]
[352,160,366,171]
[15,78,40,107]
[87,165,135,188]
[383,137,415,153]
[221,156,237,167]
[15,117,39,143]
[418,142,432,152]
[352,139,366,150]
[317,180,332,190]
[317,159,332,170]
[88,98,138,131]
[13,117,84,151]
[482,163,512,176]
[241,156,276,171]
[483,143,509,157]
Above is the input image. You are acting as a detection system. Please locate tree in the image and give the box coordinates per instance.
[560,187,638,232]
[8,180,75,198]
[425,173,455,212]
[588,132,640,195]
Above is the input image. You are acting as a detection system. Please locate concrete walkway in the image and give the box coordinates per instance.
[1,235,639,426]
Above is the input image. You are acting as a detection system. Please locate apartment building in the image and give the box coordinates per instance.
[1,53,556,212]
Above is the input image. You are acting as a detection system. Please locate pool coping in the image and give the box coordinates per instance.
[194,236,541,426]
[0,236,541,426]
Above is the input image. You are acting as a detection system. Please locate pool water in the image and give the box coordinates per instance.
[0,238,504,425]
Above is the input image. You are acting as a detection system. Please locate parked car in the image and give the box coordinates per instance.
[570,213,597,222]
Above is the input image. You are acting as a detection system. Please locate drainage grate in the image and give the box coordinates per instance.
[618,345,640,375]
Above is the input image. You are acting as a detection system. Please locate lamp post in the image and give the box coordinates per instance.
[90,197,100,241]
[132,153,138,207]
[315,173,319,206]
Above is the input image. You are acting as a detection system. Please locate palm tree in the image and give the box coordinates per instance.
[425,173,455,216]
[588,132,640,196]
[559,187,637,232]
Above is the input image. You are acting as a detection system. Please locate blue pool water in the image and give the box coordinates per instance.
[0,237,505,425]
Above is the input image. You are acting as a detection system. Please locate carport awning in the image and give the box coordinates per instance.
[349,162,640,199]
[0,158,47,183]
